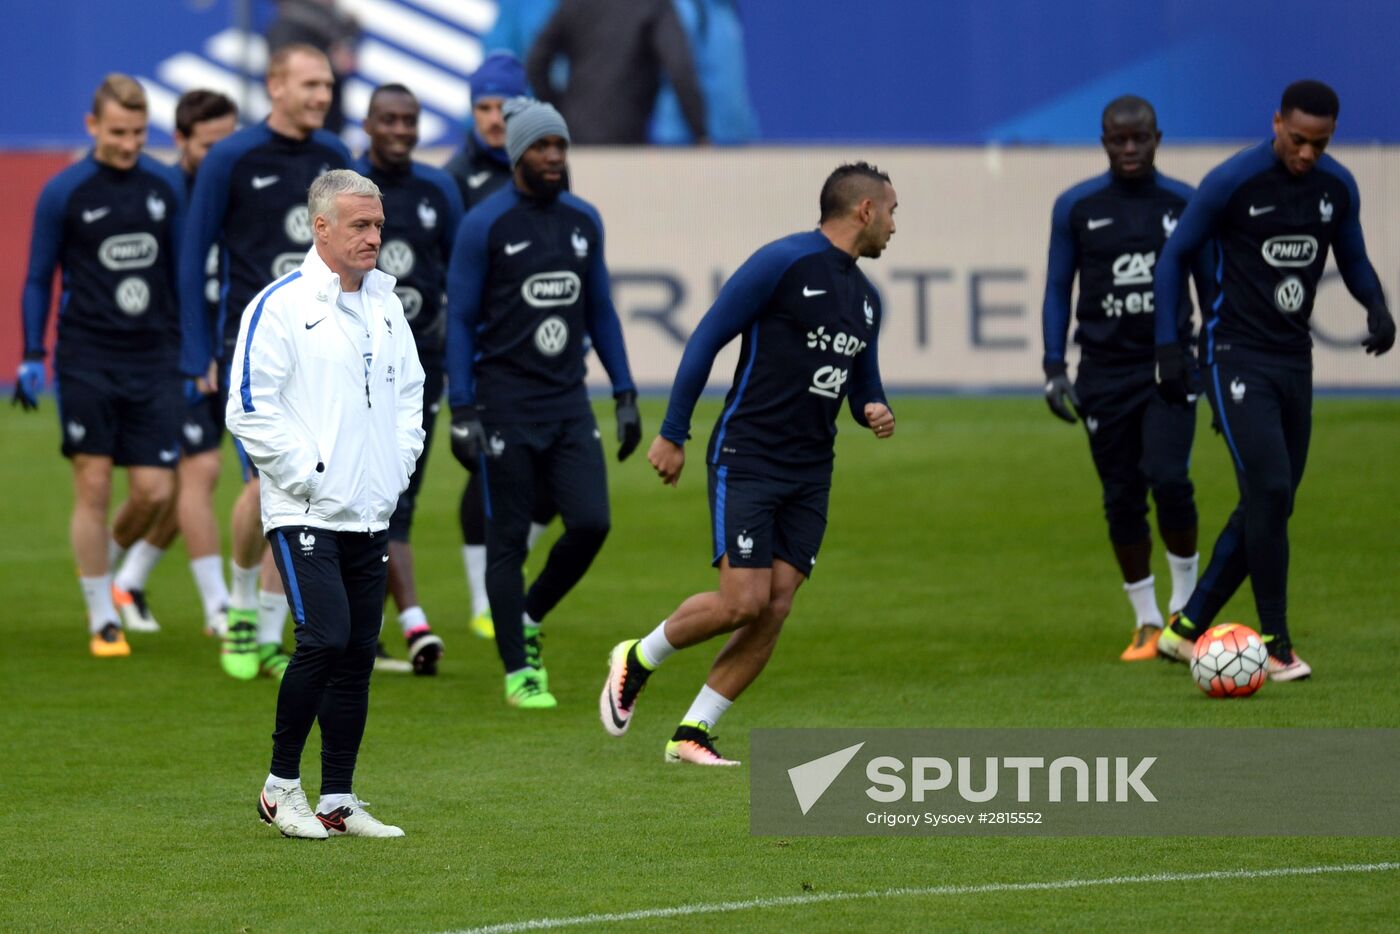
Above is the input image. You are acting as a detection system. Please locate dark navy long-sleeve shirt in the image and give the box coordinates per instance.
[23,152,186,369]
[659,230,888,482]
[352,156,464,365]
[178,122,349,376]
[1042,170,1211,369]
[1154,139,1387,365]
[442,130,514,210]
[444,185,634,420]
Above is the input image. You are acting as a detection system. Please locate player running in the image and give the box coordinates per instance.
[446,99,640,709]
[353,83,463,674]
[1153,80,1395,680]
[599,162,896,765]
[180,44,350,680]
[1040,95,1212,661]
[17,75,186,657]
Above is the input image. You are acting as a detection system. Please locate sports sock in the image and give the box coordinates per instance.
[399,605,428,636]
[231,561,259,610]
[638,620,677,669]
[108,535,128,570]
[682,684,733,731]
[1166,551,1200,615]
[524,612,540,630]
[463,545,489,617]
[80,574,118,633]
[257,589,289,645]
[317,792,355,811]
[114,540,164,592]
[527,521,548,551]
[189,554,230,618]
[266,773,300,790]
[1124,575,1164,627]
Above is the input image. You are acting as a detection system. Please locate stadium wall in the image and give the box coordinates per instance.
[5,146,1398,391]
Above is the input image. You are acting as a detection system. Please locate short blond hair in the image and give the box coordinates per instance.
[267,43,330,82]
[92,74,147,117]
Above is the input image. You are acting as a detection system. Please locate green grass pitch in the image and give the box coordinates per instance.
[2,396,1397,931]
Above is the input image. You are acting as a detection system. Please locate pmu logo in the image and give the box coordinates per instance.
[98,233,159,271]
[521,271,581,308]
[808,365,848,399]
[1111,251,1155,287]
[1261,235,1318,268]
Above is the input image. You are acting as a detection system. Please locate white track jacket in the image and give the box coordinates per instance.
[227,247,425,533]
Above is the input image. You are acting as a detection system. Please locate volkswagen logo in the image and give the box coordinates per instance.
[534,315,569,356]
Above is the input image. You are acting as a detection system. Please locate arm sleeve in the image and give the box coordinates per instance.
[395,306,427,483]
[846,306,888,427]
[1040,192,1078,368]
[1186,242,1216,340]
[224,298,321,496]
[179,150,232,376]
[657,244,787,444]
[652,0,708,140]
[525,8,566,101]
[581,215,635,393]
[1154,169,1232,346]
[163,171,188,297]
[444,212,490,408]
[1331,171,1388,315]
[21,180,65,359]
[437,174,466,263]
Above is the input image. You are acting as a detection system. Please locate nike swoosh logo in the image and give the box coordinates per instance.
[82,207,110,223]
[467,171,492,189]
[608,688,628,729]
[316,809,348,833]
[504,241,531,256]
[159,449,178,463]
[1249,205,1275,216]
[259,790,278,820]
[1087,218,1114,230]
[450,425,471,439]
[802,287,826,297]
[252,175,280,190]
[305,318,326,330]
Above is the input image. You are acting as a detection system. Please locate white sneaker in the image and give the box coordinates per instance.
[316,796,405,837]
[1266,650,1312,682]
[258,782,328,839]
[205,608,229,638]
[373,641,413,674]
[114,585,160,633]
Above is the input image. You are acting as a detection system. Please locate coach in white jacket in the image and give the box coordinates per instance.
[228,169,425,840]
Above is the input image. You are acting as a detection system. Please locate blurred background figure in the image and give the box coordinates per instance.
[650,0,758,145]
[526,0,707,145]
[444,52,526,208]
[264,0,360,135]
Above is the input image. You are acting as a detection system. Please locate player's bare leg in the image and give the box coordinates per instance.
[112,486,178,633]
[177,451,230,635]
[223,477,267,679]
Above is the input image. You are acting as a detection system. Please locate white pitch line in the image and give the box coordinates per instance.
[443,862,1400,934]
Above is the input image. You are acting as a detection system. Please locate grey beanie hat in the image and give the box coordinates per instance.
[504,97,570,166]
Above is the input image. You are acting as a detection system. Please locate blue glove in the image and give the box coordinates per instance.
[13,359,44,411]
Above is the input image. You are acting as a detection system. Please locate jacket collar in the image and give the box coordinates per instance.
[298,246,396,301]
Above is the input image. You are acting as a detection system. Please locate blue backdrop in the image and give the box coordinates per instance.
[2,0,1397,146]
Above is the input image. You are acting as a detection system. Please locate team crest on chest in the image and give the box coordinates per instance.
[863,297,874,328]
[418,198,437,229]
[1162,212,1178,237]
[571,228,588,259]
[146,191,166,222]
[1319,195,1333,223]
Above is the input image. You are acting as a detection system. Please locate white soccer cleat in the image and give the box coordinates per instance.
[204,608,229,638]
[1266,650,1312,682]
[600,639,650,737]
[665,722,741,767]
[113,585,160,633]
[258,782,328,839]
[316,797,405,837]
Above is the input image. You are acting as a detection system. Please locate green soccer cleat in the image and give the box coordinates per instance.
[665,720,740,767]
[258,643,292,681]
[221,609,260,680]
[523,622,548,691]
[469,609,495,640]
[1157,613,1197,664]
[505,669,557,709]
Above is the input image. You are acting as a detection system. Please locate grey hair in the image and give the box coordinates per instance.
[307,169,382,222]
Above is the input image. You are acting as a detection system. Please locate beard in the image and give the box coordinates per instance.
[520,161,565,198]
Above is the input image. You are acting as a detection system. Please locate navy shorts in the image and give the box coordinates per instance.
[56,365,181,467]
[179,387,224,457]
[707,464,830,577]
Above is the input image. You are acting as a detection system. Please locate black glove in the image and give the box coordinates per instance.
[614,390,641,462]
[1364,306,1395,356]
[450,405,488,470]
[1155,343,1198,406]
[1042,361,1080,424]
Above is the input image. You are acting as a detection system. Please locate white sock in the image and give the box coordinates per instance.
[523,612,539,631]
[80,574,118,633]
[682,684,733,731]
[527,521,548,550]
[190,555,230,618]
[399,605,428,635]
[257,589,288,645]
[463,545,489,617]
[638,620,677,669]
[318,792,355,810]
[1167,551,1200,615]
[231,561,259,610]
[1124,575,1164,627]
[108,535,127,570]
[266,773,299,790]
[114,540,164,592]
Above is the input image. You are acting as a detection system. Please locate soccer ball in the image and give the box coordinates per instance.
[1189,622,1268,698]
